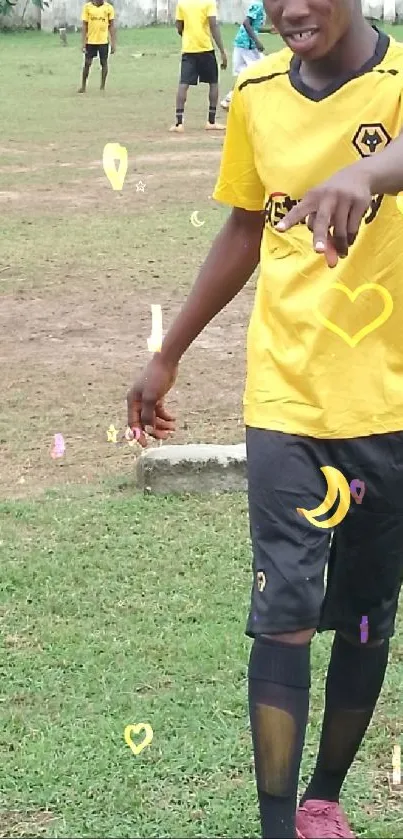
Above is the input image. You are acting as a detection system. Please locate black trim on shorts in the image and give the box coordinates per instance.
[180,50,218,85]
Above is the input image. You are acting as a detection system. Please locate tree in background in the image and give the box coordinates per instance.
[0,0,51,15]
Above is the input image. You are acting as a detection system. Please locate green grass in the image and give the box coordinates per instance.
[0,482,402,838]
[0,22,402,839]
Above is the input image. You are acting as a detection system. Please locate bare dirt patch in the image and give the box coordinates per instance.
[0,811,57,838]
[1,141,254,500]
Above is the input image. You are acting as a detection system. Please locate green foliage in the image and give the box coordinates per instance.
[0,0,15,15]
[0,0,51,13]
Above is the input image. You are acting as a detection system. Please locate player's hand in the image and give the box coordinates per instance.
[127,355,178,448]
[257,41,265,52]
[111,45,116,54]
[275,167,372,268]
[82,46,86,53]
[220,50,228,69]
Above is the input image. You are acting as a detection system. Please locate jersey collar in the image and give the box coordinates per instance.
[289,27,390,102]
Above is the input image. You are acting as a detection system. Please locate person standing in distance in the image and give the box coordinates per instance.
[170,0,228,133]
[128,0,403,836]
[78,0,116,94]
[221,1,266,111]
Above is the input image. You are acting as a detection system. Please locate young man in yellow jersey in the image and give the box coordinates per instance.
[170,0,228,132]
[79,0,115,93]
[127,0,403,836]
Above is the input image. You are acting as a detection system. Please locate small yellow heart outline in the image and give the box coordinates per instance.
[315,282,393,347]
[124,723,153,756]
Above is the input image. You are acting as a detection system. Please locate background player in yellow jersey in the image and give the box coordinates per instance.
[127,0,403,836]
[79,0,115,94]
[170,0,228,132]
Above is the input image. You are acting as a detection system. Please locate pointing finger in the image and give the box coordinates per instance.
[311,195,336,254]
[332,197,351,257]
[347,199,367,246]
[276,197,314,232]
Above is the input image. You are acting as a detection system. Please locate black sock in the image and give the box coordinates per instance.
[301,633,389,804]
[208,105,216,124]
[175,108,184,126]
[249,636,311,839]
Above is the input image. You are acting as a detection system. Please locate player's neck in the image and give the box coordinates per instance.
[298,20,378,90]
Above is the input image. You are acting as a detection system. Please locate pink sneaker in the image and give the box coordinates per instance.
[296,800,356,838]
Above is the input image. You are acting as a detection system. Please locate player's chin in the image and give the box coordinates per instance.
[282,29,325,58]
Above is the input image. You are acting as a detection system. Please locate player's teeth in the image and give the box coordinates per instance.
[296,31,313,39]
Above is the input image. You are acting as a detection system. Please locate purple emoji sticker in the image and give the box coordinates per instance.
[350,479,365,504]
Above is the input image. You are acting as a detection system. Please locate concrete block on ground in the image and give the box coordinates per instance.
[136,443,247,494]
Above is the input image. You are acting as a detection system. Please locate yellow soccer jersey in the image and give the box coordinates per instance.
[175,0,216,53]
[213,30,403,439]
[82,1,114,45]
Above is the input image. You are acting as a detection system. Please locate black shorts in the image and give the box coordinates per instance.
[246,428,403,641]
[85,43,109,61]
[180,50,218,85]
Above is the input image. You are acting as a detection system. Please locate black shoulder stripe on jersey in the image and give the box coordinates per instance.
[238,71,289,92]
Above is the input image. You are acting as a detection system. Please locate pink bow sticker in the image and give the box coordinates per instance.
[125,427,141,446]
[51,433,65,459]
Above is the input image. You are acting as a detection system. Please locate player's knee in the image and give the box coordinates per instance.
[261,628,316,644]
[101,60,108,69]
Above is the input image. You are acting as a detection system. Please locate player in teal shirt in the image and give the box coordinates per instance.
[221,1,265,109]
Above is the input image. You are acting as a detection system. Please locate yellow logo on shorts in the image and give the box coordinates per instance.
[257,571,266,592]
[296,466,350,529]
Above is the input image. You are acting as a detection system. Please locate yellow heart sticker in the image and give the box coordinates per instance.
[124,723,153,756]
[315,283,393,347]
[102,143,128,191]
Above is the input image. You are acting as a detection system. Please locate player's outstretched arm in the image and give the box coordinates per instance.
[277,129,403,267]
[160,208,263,364]
[243,18,264,51]
[208,16,227,67]
[81,20,88,51]
[109,20,116,53]
[127,208,263,441]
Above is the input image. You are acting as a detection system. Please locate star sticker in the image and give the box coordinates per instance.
[135,180,146,192]
[107,424,118,443]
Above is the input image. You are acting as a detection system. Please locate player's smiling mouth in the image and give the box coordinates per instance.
[283,28,320,53]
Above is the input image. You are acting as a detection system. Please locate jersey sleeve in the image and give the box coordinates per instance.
[81,3,89,22]
[108,4,115,20]
[212,82,266,212]
[206,0,217,16]
[175,2,184,20]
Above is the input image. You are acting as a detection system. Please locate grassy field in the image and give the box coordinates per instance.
[0,22,402,839]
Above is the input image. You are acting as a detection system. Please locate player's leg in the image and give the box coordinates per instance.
[221,47,265,110]
[246,428,333,838]
[169,53,194,132]
[297,432,403,839]
[99,44,109,91]
[197,51,225,130]
[221,46,244,110]
[78,45,94,93]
